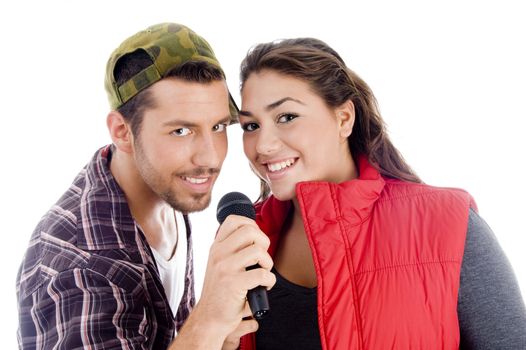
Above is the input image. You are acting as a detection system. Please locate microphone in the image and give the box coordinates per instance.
[216,192,270,320]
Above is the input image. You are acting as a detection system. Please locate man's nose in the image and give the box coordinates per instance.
[191,132,225,169]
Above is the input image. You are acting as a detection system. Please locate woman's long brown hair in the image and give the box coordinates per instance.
[240,38,421,201]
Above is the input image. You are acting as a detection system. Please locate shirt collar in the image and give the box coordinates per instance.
[76,145,141,251]
[256,155,385,256]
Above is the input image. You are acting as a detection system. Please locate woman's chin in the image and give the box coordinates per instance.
[269,187,296,202]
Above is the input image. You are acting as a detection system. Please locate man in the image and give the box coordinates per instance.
[16,23,275,349]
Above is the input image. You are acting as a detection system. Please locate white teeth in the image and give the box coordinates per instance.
[184,177,208,184]
[267,159,295,172]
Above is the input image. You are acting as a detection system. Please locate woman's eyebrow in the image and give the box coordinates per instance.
[239,97,305,117]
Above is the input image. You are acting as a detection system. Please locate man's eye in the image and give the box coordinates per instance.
[277,113,298,123]
[171,128,192,137]
[241,123,259,132]
[213,123,228,132]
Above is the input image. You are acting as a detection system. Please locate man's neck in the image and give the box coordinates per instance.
[109,148,178,259]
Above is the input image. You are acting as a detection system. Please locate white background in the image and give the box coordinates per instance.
[1,0,524,347]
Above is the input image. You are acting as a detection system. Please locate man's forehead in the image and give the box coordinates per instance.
[159,114,232,128]
[152,78,229,103]
[142,78,235,125]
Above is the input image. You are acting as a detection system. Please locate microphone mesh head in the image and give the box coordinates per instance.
[216,192,256,224]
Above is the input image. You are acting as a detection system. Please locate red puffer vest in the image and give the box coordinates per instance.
[240,156,476,349]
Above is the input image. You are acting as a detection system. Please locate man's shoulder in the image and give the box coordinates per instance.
[18,170,87,286]
[25,165,91,261]
[16,222,149,301]
[17,147,148,300]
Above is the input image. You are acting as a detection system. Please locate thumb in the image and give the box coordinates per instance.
[222,319,259,350]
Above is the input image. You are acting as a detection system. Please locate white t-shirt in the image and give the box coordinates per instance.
[151,211,188,318]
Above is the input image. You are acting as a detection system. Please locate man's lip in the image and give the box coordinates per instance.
[182,175,210,181]
[179,175,214,192]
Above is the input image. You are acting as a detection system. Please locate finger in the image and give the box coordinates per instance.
[222,319,259,350]
[211,225,271,261]
[221,224,271,253]
[225,244,274,271]
[215,215,258,242]
[228,318,259,340]
[242,300,253,318]
[233,268,277,292]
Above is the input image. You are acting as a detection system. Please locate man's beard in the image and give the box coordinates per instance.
[160,187,211,214]
[134,138,219,213]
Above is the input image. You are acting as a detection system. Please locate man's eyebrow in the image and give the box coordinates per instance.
[216,116,234,125]
[162,115,232,128]
[239,97,305,117]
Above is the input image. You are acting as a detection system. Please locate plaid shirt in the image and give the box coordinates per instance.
[16,145,195,349]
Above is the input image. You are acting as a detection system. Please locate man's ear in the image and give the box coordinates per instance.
[107,111,133,154]
[335,99,355,139]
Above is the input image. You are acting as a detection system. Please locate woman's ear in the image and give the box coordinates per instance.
[106,111,134,154]
[335,99,355,139]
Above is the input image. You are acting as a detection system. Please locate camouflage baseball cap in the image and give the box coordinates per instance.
[104,22,238,119]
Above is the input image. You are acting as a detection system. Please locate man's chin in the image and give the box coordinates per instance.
[164,192,212,213]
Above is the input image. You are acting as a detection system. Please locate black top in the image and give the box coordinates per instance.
[256,210,526,349]
[256,267,320,350]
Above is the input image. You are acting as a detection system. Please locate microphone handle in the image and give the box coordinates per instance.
[246,264,270,319]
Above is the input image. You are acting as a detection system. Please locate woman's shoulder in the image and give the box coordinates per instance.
[380,178,477,210]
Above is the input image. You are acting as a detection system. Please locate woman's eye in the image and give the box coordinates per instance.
[213,123,228,132]
[241,123,259,132]
[277,113,298,123]
[171,127,192,137]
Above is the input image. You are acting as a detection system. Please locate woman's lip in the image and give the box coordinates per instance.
[264,159,297,180]
[262,157,298,166]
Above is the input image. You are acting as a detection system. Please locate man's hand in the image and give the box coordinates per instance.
[170,215,275,349]
[221,304,259,350]
[199,214,275,333]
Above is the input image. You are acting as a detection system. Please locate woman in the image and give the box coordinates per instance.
[236,38,526,349]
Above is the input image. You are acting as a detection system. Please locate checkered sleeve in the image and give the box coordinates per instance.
[18,267,154,350]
